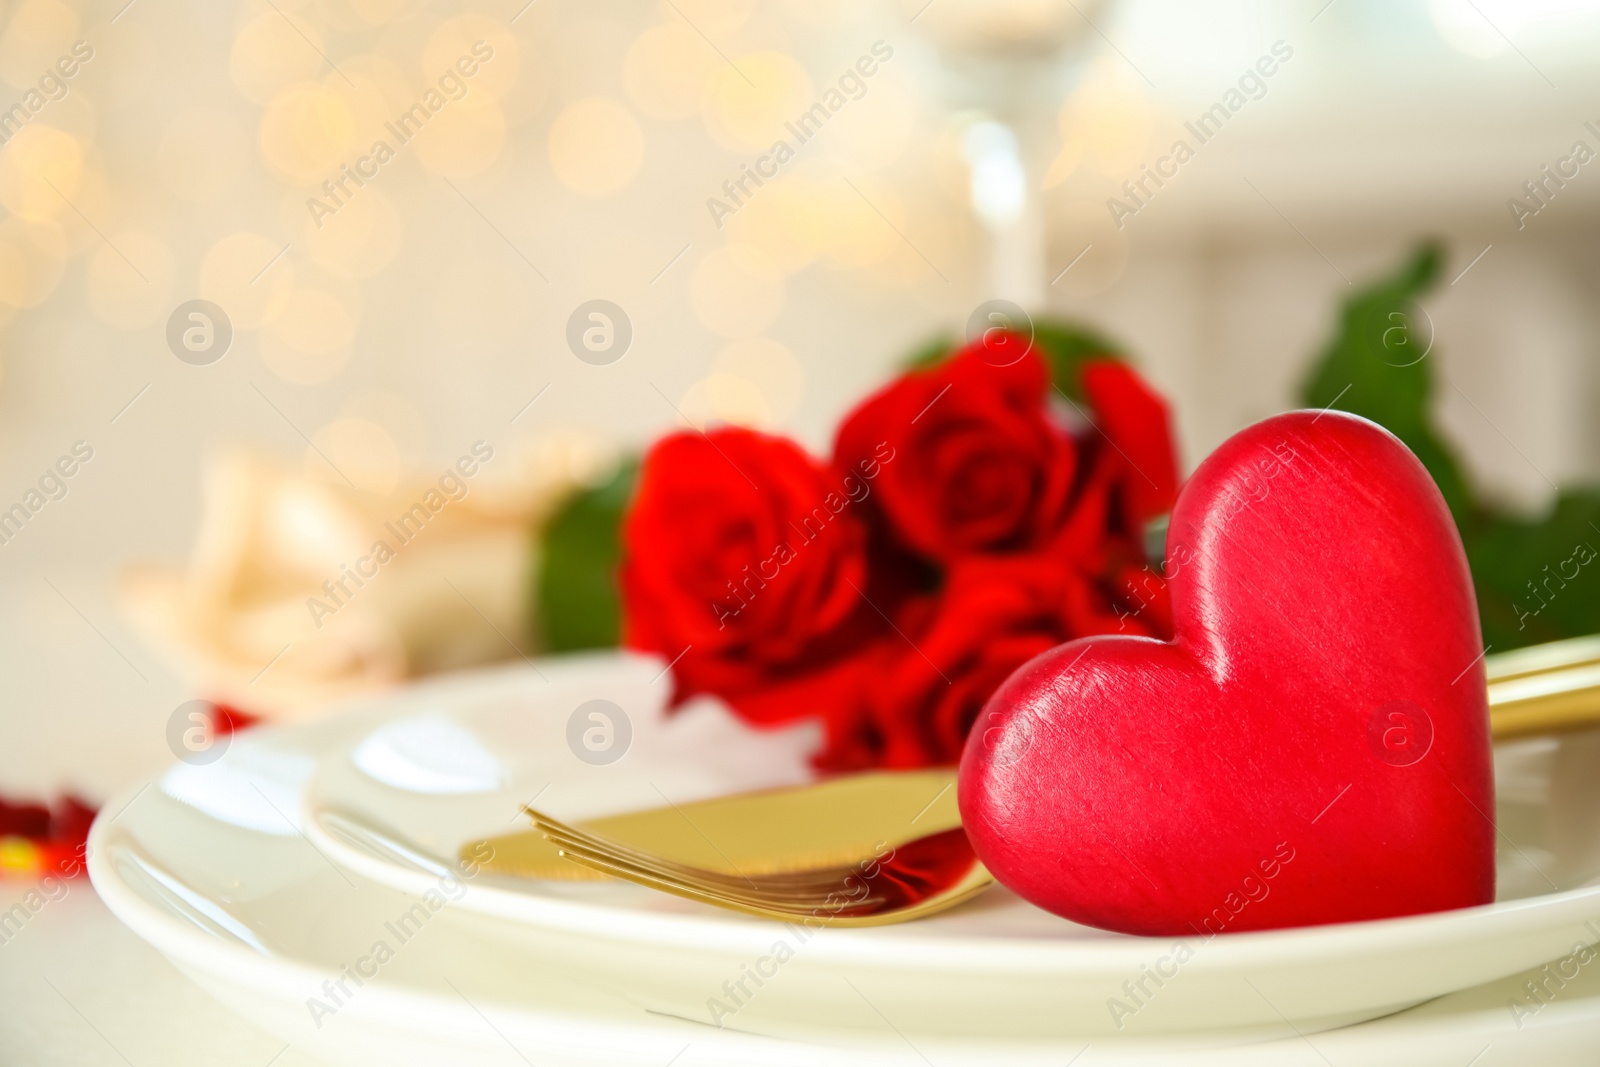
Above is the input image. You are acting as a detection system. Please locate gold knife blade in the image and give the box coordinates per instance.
[467,769,958,882]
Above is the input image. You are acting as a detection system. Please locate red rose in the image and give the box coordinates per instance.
[621,428,877,724]
[833,339,1077,563]
[1045,431,1174,640]
[1079,360,1179,529]
[820,544,1178,770]
[821,557,1078,769]
[617,339,1183,772]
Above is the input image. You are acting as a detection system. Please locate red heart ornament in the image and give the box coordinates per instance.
[959,411,1495,936]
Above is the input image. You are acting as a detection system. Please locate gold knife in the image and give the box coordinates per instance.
[471,769,958,882]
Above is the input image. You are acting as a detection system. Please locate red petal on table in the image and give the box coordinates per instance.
[212,704,262,736]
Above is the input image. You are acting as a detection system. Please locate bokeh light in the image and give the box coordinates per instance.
[788,168,901,271]
[700,50,813,153]
[723,183,818,277]
[816,70,918,173]
[347,0,421,28]
[690,247,784,336]
[259,286,358,384]
[0,0,79,90]
[295,185,404,281]
[659,0,752,38]
[1045,60,1152,187]
[0,124,82,223]
[713,336,804,423]
[229,12,328,105]
[342,391,426,472]
[199,232,296,330]
[623,24,718,120]
[422,14,520,101]
[548,97,644,197]
[413,93,508,178]
[679,372,772,429]
[258,81,359,185]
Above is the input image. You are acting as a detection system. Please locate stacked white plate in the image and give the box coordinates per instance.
[90,651,1600,1065]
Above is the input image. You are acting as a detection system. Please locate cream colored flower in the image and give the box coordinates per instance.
[121,435,613,720]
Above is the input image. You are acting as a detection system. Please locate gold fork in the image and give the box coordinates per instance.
[526,804,992,926]
[478,770,993,926]
[467,635,1600,924]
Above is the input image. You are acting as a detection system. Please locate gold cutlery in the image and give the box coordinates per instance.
[474,770,990,926]
[1486,634,1600,738]
[527,800,990,926]
[462,635,1600,923]
[472,769,960,881]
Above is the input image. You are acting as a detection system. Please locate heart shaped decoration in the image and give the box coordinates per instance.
[959,411,1495,936]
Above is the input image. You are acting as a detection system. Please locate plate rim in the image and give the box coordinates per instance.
[297,657,1600,977]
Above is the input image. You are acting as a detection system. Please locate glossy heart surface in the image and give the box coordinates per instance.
[959,410,1495,936]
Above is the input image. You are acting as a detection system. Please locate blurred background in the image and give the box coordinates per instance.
[3,0,1600,799]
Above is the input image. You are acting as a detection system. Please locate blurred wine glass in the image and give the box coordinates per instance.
[910,0,1109,310]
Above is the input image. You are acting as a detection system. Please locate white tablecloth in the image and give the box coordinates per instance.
[8,878,1600,1065]
[0,883,322,1067]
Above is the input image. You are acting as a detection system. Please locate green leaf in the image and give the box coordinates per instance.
[533,459,638,652]
[1299,241,1474,526]
[1030,320,1127,403]
[1300,243,1600,651]
[1468,490,1600,651]
[902,333,957,371]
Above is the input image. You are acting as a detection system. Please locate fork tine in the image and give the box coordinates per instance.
[527,806,859,882]
[548,837,890,914]
[550,839,894,918]
[537,822,877,895]
[527,809,775,891]
[522,807,985,923]
[552,847,853,918]
[515,783,990,927]
[537,824,887,908]
[527,808,887,899]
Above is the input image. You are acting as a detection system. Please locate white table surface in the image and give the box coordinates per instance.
[0,882,322,1067]
[7,876,1600,1066]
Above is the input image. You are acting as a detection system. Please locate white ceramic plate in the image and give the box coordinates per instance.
[297,653,1600,1043]
[89,694,1600,1066]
